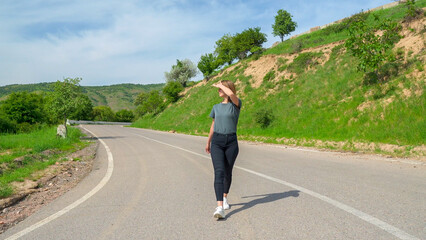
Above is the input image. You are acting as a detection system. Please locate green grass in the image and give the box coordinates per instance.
[0,126,89,198]
[132,1,425,157]
[263,0,426,56]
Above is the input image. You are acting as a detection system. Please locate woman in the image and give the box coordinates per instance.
[205,80,242,219]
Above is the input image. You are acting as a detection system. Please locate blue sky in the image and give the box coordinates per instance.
[0,0,393,86]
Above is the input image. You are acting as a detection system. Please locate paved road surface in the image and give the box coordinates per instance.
[2,125,425,240]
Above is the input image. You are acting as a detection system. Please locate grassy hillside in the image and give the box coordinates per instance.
[0,83,164,111]
[133,2,425,158]
[82,83,163,110]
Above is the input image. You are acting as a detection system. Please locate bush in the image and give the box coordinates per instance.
[92,106,115,122]
[404,0,423,22]
[255,108,274,128]
[0,91,46,124]
[345,13,402,76]
[115,109,135,122]
[0,115,17,133]
[379,62,400,81]
[134,90,165,117]
[163,81,184,102]
[17,122,34,133]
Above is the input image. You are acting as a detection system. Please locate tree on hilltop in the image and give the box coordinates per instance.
[198,53,220,80]
[272,9,297,42]
[215,34,236,66]
[233,27,267,60]
[165,59,198,87]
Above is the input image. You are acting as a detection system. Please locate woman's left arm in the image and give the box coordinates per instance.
[213,83,240,107]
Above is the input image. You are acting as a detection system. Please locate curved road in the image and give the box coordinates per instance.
[2,125,425,240]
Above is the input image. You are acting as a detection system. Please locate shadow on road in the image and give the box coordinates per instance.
[225,190,300,219]
[94,136,126,140]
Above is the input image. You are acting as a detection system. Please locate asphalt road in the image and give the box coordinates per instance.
[2,125,425,240]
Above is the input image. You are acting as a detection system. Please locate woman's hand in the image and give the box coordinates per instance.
[205,143,211,154]
[212,82,222,88]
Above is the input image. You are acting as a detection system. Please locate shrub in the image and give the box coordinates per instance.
[345,13,402,79]
[163,81,184,102]
[255,108,274,128]
[404,0,423,22]
[134,90,165,117]
[379,62,400,81]
[0,115,17,133]
[0,91,46,124]
[92,106,115,122]
[115,109,135,122]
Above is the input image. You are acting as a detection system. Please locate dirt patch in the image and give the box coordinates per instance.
[245,135,426,161]
[0,130,98,234]
[216,65,239,79]
[357,101,374,112]
[0,151,12,156]
[301,41,343,66]
[244,55,278,88]
[242,41,344,90]
[396,17,425,61]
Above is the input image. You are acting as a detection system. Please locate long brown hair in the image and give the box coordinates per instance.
[220,80,236,95]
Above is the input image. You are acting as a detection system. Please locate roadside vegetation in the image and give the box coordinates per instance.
[0,127,89,198]
[133,0,425,158]
[0,1,424,200]
[0,78,94,198]
[0,83,163,112]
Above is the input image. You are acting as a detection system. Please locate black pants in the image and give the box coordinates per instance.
[210,132,239,201]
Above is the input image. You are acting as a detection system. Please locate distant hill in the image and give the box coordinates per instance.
[0,82,164,111]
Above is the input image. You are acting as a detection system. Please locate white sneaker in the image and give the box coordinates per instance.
[223,197,230,210]
[213,206,225,219]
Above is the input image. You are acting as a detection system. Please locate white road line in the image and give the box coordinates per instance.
[5,126,114,240]
[132,132,420,240]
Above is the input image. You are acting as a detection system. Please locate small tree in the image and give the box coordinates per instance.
[69,95,93,120]
[163,81,184,103]
[134,92,148,106]
[135,90,164,117]
[233,27,267,60]
[46,77,85,137]
[164,59,198,87]
[215,34,238,66]
[197,53,220,80]
[272,10,297,42]
[345,14,402,79]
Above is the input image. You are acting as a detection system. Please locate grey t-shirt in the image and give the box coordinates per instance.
[209,99,242,134]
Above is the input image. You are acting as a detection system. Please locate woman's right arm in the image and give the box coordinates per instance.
[205,119,215,154]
